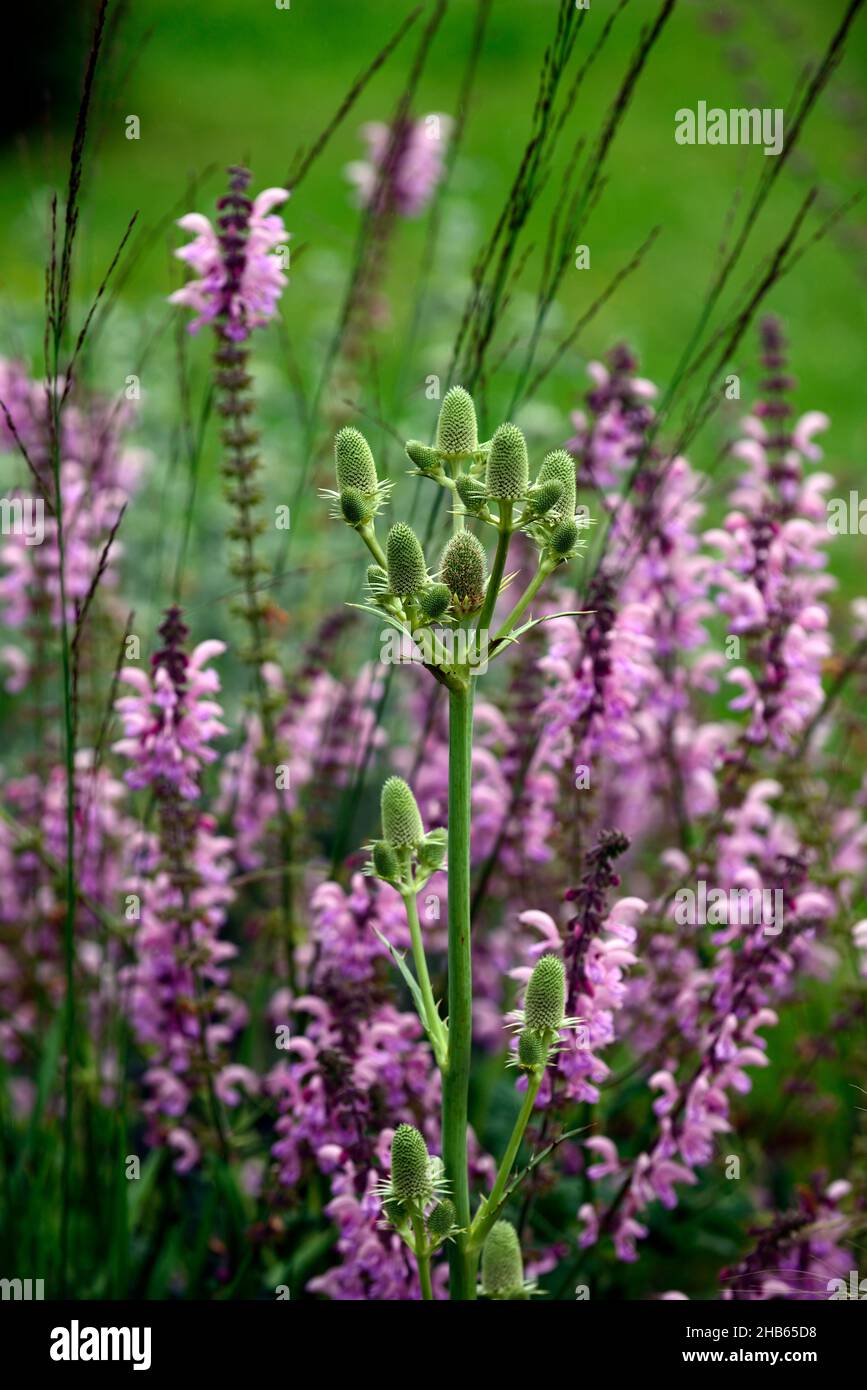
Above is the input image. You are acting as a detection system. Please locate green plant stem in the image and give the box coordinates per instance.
[401,888,447,1068]
[442,680,475,1299]
[358,521,387,568]
[492,554,557,647]
[469,1067,543,1253]
[411,1212,433,1301]
[476,500,512,637]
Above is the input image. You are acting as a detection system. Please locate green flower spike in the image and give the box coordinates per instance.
[440,530,487,614]
[517,1027,549,1070]
[381,776,425,850]
[486,422,529,502]
[335,426,378,495]
[390,1124,433,1203]
[418,582,452,622]
[386,522,429,598]
[427,1198,458,1242]
[481,1221,535,1300]
[455,473,488,515]
[537,449,577,521]
[371,840,401,882]
[405,440,442,473]
[550,517,580,557]
[523,954,566,1033]
[417,826,447,873]
[436,385,479,458]
[524,478,564,519]
[339,487,371,527]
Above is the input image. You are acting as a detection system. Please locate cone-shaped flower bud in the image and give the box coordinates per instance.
[386,522,428,598]
[440,530,487,610]
[537,449,576,520]
[417,826,447,872]
[339,487,370,527]
[390,1123,431,1202]
[381,776,425,849]
[418,582,451,621]
[455,473,487,513]
[486,422,528,501]
[524,953,566,1033]
[517,1027,549,1070]
[335,426,378,495]
[427,1198,457,1240]
[437,386,478,457]
[367,563,388,588]
[481,1221,525,1299]
[405,440,441,472]
[550,518,579,556]
[525,478,564,518]
[372,840,400,881]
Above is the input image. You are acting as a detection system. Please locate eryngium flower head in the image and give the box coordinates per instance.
[417,826,447,872]
[523,953,566,1034]
[339,487,371,527]
[455,473,487,513]
[390,1123,432,1202]
[481,1221,525,1299]
[427,1198,457,1240]
[537,449,576,520]
[440,530,487,610]
[486,422,528,501]
[381,776,425,849]
[550,518,579,556]
[405,440,441,472]
[418,582,451,621]
[335,426,378,495]
[517,1028,549,1070]
[437,386,478,457]
[371,840,400,881]
[524,478,564,518]
[386,522,428,597]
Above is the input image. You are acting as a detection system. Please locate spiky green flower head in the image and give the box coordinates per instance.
[367,563,388,588]
[381,776,425,850]
[427,1198,457,1241]
[524,953,566,1034]
[386,522,428,598]
[537,449,577,521]
[390,1124,433,1203]
[524,478,564,519]
[405,440,442,473]
[436,386,478,458]
[455,473,487,515]
[417,826,447,873]
[371,839,400,883]
[486,422,529,502]
[481,1221,526,1300]
[440,530,487,614]
[418,582,452,622]
[335,426,378,496]
[517,1027,549,1071]
[339,487,372,527]
[550,518,580,557]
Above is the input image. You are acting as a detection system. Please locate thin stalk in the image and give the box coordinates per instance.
[357,521,388,568]
[401,888,447,1067]
[476,501,512,637]
[410,1212,433,1301]
[442,681,475,1299]
[470,1067,543,1252]
[492,556,557,646]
